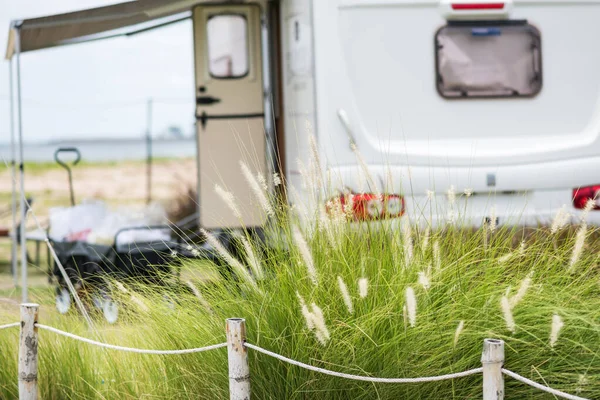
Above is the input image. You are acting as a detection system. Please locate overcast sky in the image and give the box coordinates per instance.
[0,0,196,143]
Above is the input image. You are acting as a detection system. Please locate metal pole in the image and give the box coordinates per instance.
[226,318,250,400]
[9,57,18,286]
[482,339,505,400]
[15,24,28,303]
[146,98,153,204]
[18,303,39,400]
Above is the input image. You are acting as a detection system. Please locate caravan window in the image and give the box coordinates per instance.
[435,22,542,98]
[207,14,249,78]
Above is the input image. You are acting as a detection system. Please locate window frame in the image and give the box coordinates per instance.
[434,20,543,100]
[206,13,250,80]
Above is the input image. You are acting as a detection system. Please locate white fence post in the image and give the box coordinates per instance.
[226,318,250,400]
[19,303,39,400]
[482,338,504,400]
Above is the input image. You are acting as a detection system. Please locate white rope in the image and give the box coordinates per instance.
[244,343,483,383]
[0,298,19,306]
[0,322,19,331]
[36,324,226,355]
[502,369,590,400]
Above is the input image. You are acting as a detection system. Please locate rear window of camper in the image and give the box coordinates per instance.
[435,22,541,98]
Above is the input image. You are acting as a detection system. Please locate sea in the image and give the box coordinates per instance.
[0,138,197,163]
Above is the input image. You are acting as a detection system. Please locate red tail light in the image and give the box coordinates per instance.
[327,194,405,221]
[451,3,505,10]
[572,185,600,210]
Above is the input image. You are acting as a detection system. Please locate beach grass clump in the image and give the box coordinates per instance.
[1,158,600,398]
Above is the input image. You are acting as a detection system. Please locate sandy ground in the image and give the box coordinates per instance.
[0,158,196,228]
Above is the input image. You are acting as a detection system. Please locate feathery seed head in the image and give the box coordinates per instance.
[273,172,281,187]
[581,198,595,222]
[310,303,330,346]
[338,276,354,314]
[240,236,264,280]
[297,293,315,331]
[402,220,413,267]
[257,173,268,191]
[576,374,589,394]
[358,277,368,299]
[509,275,532,309]
[551,205,570,234]
[114,281,128,294]
[550,313,564,348]
[201,228,257,288]
[421,227,430,255]
[488,206,497,233]
[405,287,417,327]
[214,184,242,220]
[186,280,213,313]
[569,223,587,271]
[498,252,513,264]
[501,296,516,333]
[130,294,149,313]
[292,225,318,285]
[447,185,456,205]
[433,241,441,271]
[240,161,274,217]
[454,320,465,347]
[418,271,431,290]
[518,240,527,256]
[447,209,457,225]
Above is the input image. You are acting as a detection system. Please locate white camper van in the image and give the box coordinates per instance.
[6,0,600,230]
[193,0,600,228]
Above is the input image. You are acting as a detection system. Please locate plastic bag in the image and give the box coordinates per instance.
[50,200,169,246]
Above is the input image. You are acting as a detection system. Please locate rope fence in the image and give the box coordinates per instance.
[0,304,592,400]
[244,342,483,383]
[35,324,227,355]
[502,369,588,400]
[0,322,19,331]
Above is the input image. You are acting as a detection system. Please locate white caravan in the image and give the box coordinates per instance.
[195,0,600,228]
[6,0,600,229]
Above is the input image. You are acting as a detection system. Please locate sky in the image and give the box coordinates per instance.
[0,0,196,143]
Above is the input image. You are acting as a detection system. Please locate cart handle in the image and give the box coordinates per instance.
[54,147,81,168]
[54,147,81,206]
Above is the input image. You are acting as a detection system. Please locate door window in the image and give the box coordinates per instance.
[207,14,249,78]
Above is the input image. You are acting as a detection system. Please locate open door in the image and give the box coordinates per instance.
[193,4,267,229]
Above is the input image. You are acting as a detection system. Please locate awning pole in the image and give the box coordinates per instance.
[146,97,153,205]
[9,57,18,287]
[15,24,28,303]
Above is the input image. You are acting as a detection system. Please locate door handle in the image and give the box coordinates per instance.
[196,95,221,105]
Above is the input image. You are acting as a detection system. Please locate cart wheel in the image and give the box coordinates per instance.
[162,294,176,311]
[56,288,71,314]
[91,294,104,310]
[103,300,119,324]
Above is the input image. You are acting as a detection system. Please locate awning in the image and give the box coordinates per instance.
[4,0,207,60]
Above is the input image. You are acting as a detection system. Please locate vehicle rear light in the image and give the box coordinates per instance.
[572,185,600,210]
[451,3,504,10]
[327,194,405,221]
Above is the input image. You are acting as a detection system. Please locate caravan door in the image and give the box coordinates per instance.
[193,4,267,229]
